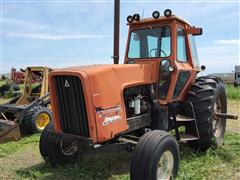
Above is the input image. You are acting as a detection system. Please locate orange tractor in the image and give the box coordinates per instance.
[39,1,237,179]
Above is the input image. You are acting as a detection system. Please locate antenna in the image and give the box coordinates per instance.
[141,9,145,19]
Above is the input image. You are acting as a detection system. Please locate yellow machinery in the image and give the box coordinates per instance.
[0,67,52,143]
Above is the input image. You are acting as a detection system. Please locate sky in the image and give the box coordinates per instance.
[0,0,239,74]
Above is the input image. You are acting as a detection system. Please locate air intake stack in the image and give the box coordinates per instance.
[113,0,120,64]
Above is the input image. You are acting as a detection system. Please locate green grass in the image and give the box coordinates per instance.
[16,152,132,180]
[225,84,240,100]
[0,80,6,86]
[0,133,239,179]
[0,134,40,158]
[178,133,240,179]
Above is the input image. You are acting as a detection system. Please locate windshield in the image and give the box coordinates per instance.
[128,26,171,59]
[188,35,200,67]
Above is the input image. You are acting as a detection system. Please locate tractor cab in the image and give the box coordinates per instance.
[124,10,202,103]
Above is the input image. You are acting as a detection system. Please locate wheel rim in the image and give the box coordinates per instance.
[157,151,174,180]
[213,97,224,138]
[60,140,78,156]
[36,112,50,130]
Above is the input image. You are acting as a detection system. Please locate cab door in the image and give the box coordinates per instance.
[158,22,201,104]
[173,27,191,99]
[171,25,196,101]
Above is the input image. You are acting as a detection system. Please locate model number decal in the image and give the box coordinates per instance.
[96,104,122,126]
[96,104,121,118]
[102,115,121,126]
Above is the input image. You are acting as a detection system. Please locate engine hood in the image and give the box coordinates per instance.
[49,63,157,142]
[54,64,157,104]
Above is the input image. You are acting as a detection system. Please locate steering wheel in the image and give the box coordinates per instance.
[150,48,167,57]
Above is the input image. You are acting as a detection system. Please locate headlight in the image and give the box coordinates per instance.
[127,15,134,23]
[152,11,160,19]
[168,65,175,72]
[164,9,172,17]
[133,14,140,21]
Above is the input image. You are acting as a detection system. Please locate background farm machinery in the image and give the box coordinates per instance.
[0,67,52,143]
[0,67,45,97]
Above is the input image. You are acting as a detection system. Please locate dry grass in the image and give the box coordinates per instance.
[226,100,240,134]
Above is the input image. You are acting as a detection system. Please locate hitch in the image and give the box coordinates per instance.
[215,113,238,120]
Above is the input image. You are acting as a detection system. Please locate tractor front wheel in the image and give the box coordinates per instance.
[130,130,180,180]
[39,122,78,165]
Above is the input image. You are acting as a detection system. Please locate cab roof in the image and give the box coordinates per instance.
[128,15,191,26]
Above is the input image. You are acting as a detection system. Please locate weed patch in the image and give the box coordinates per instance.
[225,85,240,100]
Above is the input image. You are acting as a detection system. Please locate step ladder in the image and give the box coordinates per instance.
[170,102,200,143]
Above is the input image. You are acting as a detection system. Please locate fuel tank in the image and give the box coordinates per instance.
[49,64,157,143]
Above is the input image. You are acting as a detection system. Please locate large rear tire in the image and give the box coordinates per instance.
[130,130,180,180]
[186,76,227,151]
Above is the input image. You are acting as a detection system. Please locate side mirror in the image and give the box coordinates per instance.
[186,27,203,36]
[161,59,174,73]
[201,65,206,71]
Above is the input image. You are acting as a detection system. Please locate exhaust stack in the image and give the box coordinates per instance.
[113,0,120,64]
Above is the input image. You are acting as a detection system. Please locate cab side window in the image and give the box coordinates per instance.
[177,27,187,62]
[128,32,140,58]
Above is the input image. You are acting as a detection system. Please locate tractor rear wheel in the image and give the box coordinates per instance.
[130,130,180,180]
[21,106,52,134]
[186,76,227,151]
[39,121,78,165]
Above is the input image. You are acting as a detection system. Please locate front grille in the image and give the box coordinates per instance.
[54,75,89,137]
